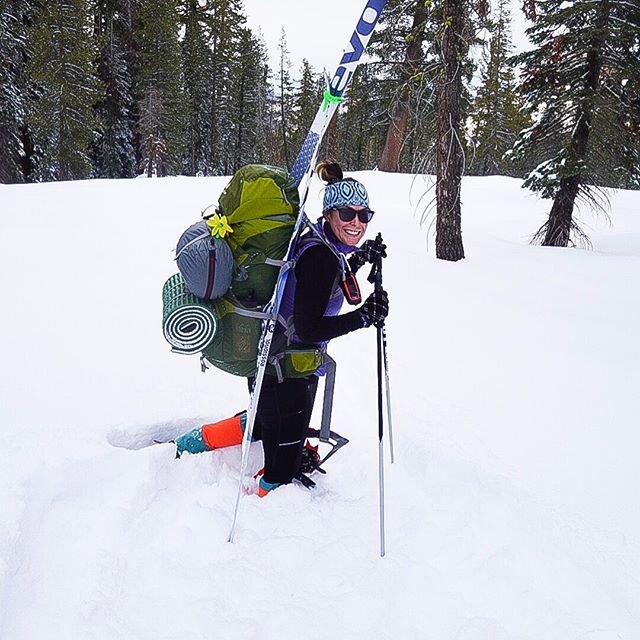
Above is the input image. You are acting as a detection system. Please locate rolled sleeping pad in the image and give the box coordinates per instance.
[162,273,217,354]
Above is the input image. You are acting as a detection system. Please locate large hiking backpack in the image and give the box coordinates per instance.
[164,164,324,378]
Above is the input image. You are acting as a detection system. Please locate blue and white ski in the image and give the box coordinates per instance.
[228,0,389,542]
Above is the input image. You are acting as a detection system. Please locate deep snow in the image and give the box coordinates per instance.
[1,173,639,640]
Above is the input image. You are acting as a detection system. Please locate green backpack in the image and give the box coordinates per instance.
[164,165,323,378]
[221,164,300,306]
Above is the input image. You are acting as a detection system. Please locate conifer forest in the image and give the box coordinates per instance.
[1,0,639,249]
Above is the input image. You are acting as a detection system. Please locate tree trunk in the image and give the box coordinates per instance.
[542,0,608,247]
[19,125,34,183]
[543,176,579,246]
[378,1,427,172]
[379,106,410,172]
[435,0,465,261]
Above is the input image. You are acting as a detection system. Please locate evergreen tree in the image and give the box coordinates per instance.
[335,63,387,170]
[377,0,429,172]
[369,0,440,173]
[207,0,246,174]
[0,0,29,183]
[93,0,137,178]
[433,0,487,261]
[134,0,185,176]
[588,7,640,190]
[275,28,295,169]
[231,27,270,169]
[512,0,640,247]
[27,0,103,181]
[180,0,213,175]
[290,59,322,159]
[470,0,530,176]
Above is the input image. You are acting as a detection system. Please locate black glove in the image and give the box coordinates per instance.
[348,236,387,273]
[360,289,389,328]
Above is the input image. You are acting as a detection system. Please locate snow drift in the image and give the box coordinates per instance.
[1,173,639,640]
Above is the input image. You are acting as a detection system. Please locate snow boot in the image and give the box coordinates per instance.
[299,440,322,474]
[257,475,281,498]
[175,412,246,457]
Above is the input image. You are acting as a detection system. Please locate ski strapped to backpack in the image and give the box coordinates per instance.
[228,0,390,543]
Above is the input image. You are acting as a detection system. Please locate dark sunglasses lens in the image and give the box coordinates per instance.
[359,209,374,223]
[338,207,374,223]
[338,208,357,222]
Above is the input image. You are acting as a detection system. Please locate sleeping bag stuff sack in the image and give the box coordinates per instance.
[175,221,234,300]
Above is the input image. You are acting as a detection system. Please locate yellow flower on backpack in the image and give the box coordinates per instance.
[206,213,234,239]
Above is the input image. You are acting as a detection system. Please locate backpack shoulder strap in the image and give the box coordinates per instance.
[297,225,348,279]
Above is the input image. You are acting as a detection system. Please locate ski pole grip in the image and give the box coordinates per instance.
[367,233,384,287]
[368,255,383,289]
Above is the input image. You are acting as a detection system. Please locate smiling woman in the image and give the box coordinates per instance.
[172,160,390,497]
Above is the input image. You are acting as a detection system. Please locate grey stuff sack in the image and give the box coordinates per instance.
[175,221,234,300]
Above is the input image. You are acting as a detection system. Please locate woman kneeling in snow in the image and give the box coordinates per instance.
[174,161,389,496]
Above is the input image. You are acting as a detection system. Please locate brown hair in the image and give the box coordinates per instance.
[316,160,343,184]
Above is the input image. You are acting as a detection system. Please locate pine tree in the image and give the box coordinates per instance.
[134,0,185,176]
[275,28,295,170]
[0,0,29,183]
[368,0,440,173]
[231,27,270,169]
[27,0,103,181]
[470,0,530,176]
[512,0,640,247]
[433,0,487,261]
[377,0,429,172]
[206,0,246,174]
[290,59,322,159]
[335,63,387,170]
[93,0,137,178]
[180,0,213,175]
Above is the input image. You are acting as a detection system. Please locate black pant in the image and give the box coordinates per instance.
[248,374,318,485]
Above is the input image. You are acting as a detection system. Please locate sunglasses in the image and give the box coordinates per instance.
[336,207,375,223]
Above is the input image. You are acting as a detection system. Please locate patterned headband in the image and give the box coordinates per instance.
[323,179,369,212]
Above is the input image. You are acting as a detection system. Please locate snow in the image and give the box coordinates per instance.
[1,173,639,639]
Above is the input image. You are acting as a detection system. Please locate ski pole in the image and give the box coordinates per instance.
[377,306,386,557]
[369,247,386,557]
[382,325,394,464]
[370,233,394,463]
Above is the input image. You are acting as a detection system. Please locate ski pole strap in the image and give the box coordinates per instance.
[320,354,337,442]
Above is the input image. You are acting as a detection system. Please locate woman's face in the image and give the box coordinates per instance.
[325,206,368,246]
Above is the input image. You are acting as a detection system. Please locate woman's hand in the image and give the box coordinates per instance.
[348,236,387,273]
[359,289,389,328]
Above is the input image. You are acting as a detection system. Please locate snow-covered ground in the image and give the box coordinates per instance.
[1,173,639,640]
